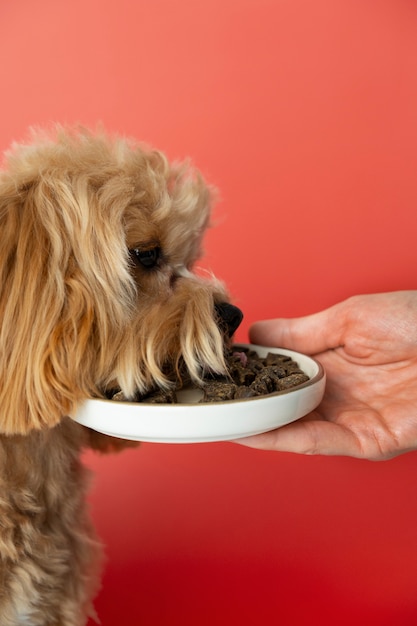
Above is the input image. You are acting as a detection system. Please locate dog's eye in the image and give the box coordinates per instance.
[129,246,161,269]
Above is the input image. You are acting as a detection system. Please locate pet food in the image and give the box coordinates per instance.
[110,347,310,404]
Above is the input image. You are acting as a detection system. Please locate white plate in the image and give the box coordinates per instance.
[72,345,325,443]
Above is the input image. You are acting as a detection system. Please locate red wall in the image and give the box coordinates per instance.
[1,1,417,624]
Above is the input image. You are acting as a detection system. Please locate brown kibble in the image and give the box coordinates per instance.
[276,373,310,390]
[200,381,237,402]
[234,386,259,399]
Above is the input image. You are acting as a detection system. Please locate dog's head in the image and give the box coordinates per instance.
[0,127,242,435]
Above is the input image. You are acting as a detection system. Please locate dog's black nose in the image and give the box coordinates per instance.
[215,302,244,337]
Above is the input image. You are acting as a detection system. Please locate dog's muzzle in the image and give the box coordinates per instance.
[215,302,243,337]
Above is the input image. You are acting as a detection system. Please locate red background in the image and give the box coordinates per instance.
[1,1,417,624]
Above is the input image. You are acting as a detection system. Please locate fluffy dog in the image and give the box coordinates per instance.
[0,127,242,625]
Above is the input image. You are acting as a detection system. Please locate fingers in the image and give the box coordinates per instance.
[233,417,365,458]
[249,304,348,355]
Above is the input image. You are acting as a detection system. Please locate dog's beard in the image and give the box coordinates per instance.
[112,275,230,398]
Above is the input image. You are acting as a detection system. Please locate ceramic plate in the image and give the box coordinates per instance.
[72,344,325,443]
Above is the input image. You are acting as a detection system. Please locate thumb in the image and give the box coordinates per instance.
[249,305,346,355]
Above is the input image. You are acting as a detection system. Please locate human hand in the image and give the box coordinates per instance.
[235,291,417,460]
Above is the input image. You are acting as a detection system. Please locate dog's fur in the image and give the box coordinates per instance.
[0,127,239,624]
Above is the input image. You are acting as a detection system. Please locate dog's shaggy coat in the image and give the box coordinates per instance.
[0,127,238,624]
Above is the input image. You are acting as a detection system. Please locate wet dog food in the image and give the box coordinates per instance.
[109,346,310,404]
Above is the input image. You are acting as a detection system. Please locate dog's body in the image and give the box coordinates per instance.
[0,421,101,624]
[0,127,241,624]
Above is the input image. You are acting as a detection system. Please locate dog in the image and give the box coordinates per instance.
[0,126,242,625]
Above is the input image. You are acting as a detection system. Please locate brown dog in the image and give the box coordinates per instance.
[0,127,242,625]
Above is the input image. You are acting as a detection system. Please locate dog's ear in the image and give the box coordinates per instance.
[0,137,135,435]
